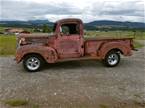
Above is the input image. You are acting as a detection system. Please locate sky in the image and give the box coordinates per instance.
[0,0,145,23]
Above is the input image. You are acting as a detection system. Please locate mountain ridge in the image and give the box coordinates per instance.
[0,20,145,30]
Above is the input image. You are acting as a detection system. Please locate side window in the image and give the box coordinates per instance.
[60,23,80,35]
[61,26,69,35]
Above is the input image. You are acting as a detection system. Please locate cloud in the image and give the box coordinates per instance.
[1,0,82,20]
[100,1,144,17]
[0,0,144,22]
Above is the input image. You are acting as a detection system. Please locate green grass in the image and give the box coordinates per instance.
[0,26,33,33]
[4,99,28,107]
[3,99,39,108]
[0,26,6,32]
[0,34,16,56]
[32,104,40,108]
[99,104,108,108]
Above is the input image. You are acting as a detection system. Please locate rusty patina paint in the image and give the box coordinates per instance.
[15,18,134,64]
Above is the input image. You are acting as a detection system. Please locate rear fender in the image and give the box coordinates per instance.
[99,42,132,59]
[16,45,58,63]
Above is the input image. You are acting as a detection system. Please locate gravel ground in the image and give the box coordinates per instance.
[0,46,145,108]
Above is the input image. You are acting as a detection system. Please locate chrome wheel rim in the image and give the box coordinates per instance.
[26,57,40,71]
[108,54,118,66]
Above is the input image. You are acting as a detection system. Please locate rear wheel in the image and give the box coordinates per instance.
[103,51,120,67]
[23,54,44,72]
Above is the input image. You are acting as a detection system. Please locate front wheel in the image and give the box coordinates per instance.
[103,51,120,67]
[23,54,44,72]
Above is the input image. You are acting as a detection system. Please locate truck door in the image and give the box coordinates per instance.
[56,23,84,59]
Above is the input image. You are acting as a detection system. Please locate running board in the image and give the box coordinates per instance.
[57,56,101,62]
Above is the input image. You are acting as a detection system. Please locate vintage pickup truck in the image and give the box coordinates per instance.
[15,18,134,72]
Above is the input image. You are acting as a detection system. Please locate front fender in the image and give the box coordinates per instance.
[16,45,58,63]
[99,42,132,59]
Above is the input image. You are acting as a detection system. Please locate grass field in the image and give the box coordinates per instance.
[0,31,144,56]
[0,35,16,55]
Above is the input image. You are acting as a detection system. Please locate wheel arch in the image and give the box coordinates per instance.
[22,49,58,63]
[99,42,129,59]
[23,53,46,62]
[16,45,58,63]
[107,48,123,54]
[102,48,124,59]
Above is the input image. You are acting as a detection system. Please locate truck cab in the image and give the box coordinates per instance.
[16,18,134,72]
[53,19,84,58]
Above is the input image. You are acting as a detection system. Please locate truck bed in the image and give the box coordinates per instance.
[84,37,133,41]
[84,37,133,56]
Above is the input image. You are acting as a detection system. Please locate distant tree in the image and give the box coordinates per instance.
[33,27,42,32]
[42,24,48,33]
[42,24,51,33]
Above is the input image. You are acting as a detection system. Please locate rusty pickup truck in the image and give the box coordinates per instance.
[15,18,134,72]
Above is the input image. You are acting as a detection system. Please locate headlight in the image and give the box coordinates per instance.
[19,38,26,45]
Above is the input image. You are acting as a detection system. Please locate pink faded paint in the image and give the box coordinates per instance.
[15,18,134,71]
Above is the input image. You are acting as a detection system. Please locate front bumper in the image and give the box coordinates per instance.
[15,54,22,63]
[15,47,23,63]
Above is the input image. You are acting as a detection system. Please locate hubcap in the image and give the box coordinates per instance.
[26,57,40,71]
[108,53,118,65]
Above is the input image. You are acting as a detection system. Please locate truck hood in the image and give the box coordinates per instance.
[17,33,56,46]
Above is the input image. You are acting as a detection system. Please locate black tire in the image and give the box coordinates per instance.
[23,54,44,72]
[103,50,120,67]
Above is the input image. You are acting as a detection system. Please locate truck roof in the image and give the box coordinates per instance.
[56,18,83,23]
